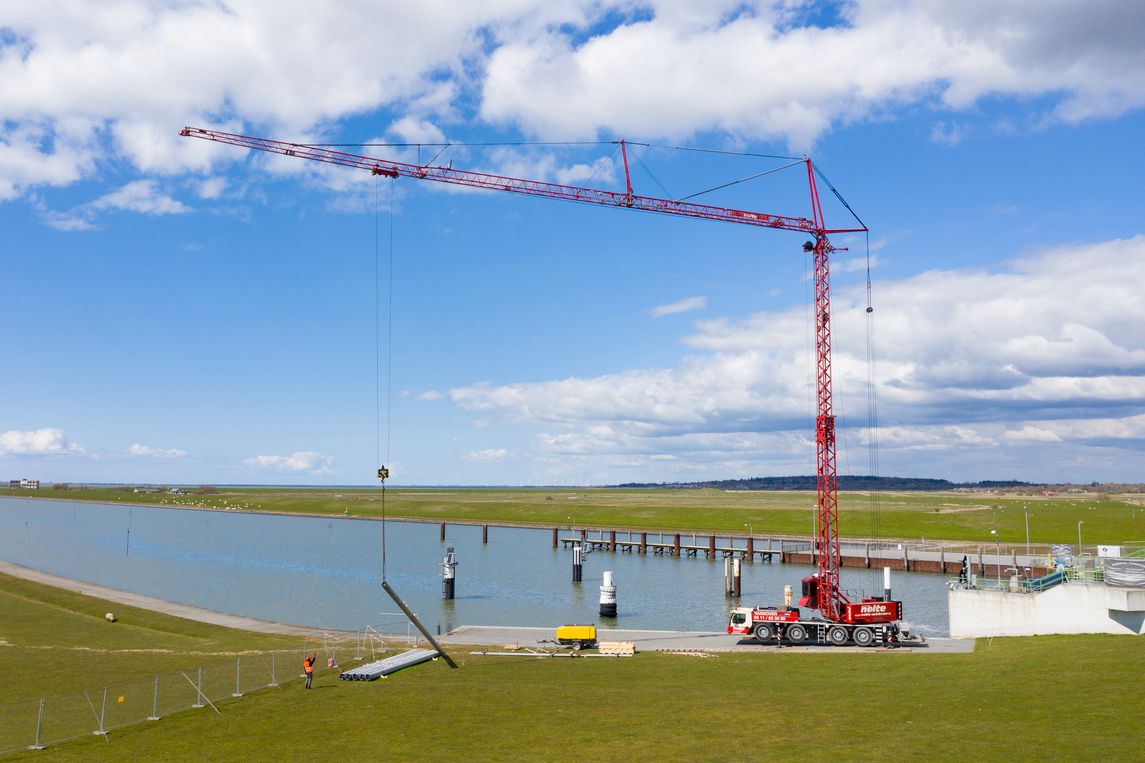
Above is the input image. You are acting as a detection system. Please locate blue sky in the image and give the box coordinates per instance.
[2,1,1144,486]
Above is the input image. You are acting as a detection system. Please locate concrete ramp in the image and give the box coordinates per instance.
[339,648,437,681]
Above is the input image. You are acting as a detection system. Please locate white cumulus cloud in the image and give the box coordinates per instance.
[649,295,707,317]
[43,179,188,230]
[465,448,511,462]
[3,1,1144,203]
[128,443,188,459]
[448,236,1145,481]
[245,451,333,473]
[0,428,83,455]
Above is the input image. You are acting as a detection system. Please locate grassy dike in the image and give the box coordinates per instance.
[4,485,1143,546]
[0,574,301,698]
[3,571,1144,760]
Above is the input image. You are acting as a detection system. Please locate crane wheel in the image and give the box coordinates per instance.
[753,623,775,642]
[853,627,875,646]
[827,625,849,645]
[786,624,808,643]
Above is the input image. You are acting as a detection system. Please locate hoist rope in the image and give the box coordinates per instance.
[374,174,396,583]
[305,139,802,162]
[306,140,615,148]
[634,152,674,200]
[374,177,381,468]
[864,230,883,562]
[811,163,868,231]
[676,159,805,202]
[386,178,395,466]
[644,144,802,161]
[373,173,386,582]
[585,143,622,187]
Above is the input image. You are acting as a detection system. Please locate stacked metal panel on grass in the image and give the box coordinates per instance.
[339,649,437,681]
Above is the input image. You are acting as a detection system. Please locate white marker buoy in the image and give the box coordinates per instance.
[599,570,617,617]
[441,546,458,599]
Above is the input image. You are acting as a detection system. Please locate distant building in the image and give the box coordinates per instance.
[8,479,40,489]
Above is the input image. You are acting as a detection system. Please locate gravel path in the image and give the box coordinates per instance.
[0,560,333,638]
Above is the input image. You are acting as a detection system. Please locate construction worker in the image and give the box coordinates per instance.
[304,652,317,689]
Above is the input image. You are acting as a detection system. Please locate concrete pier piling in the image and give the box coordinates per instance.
[723,557,742,596]
[572,544,583,582]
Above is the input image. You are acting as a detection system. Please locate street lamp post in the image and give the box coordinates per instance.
[1077,520,1084,561]
[744,522,752,538]
[990,529,1000,586]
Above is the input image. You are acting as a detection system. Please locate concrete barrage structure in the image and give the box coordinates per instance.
[949,582,1145,637]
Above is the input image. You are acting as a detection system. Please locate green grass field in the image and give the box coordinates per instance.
[4,485,1143,548]
[2,571,1143,761]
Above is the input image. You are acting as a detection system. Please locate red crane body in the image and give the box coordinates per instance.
[179,126,897,640]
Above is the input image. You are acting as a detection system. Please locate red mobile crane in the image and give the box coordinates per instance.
[180,126,903,646]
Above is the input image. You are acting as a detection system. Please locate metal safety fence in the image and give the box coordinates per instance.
[0,626,427,755]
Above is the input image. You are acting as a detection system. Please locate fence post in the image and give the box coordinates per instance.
[270,652,278,687]
[33,697,45,750]
[148,675,160,720]
[233,657,243,697]
[193,667,204,708]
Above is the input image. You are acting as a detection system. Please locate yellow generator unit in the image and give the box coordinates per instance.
[555,624,597,650]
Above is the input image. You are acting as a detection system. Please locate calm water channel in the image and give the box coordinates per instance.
[0,497,951,636]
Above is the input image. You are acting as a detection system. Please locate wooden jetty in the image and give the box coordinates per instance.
[553,528,1053,577]
[559,529,781,562]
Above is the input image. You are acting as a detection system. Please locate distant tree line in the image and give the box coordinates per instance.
[612,475,1033,491]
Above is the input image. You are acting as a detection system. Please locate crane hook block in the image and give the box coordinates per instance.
[377,466,390,481]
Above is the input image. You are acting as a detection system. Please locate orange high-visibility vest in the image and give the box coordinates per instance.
[304,657,314,674]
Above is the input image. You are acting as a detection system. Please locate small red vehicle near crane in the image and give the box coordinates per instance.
[180,126,904,646]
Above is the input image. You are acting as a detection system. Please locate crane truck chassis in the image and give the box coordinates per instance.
[728,577,905,646]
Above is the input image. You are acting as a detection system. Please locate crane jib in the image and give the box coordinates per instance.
[179,127,864,236]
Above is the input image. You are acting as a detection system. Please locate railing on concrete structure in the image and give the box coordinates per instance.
[1066,566,1105,584]
[947,564,1107,594]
